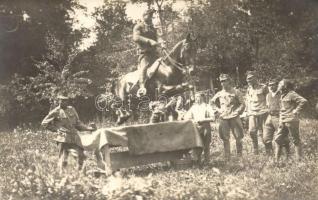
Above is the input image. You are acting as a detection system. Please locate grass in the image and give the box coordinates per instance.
[1,119,318,199]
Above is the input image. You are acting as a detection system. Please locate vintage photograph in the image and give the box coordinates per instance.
[0,0,318,199]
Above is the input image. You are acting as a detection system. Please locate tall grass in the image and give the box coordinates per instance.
[0,119,318,199]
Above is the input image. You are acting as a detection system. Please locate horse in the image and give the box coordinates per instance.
[110,33,198,124]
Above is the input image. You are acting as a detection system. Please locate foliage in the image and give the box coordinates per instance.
[1,0,318,125]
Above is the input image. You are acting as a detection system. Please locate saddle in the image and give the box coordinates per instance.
[125,59,162,94]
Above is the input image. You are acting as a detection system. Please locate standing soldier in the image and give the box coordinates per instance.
[133,9,164,97]
[184,93,215,163]
[41,94,96,172]
[211,74,245,160]
[263,80,290,156]
[275,79,307,162]
[246,71,268,155]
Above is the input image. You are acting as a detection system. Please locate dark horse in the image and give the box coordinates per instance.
[110,33,198,124]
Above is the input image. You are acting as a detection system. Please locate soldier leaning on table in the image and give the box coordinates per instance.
[41,94,96,172]
[274,79,307,162]
[211,74,245,160]
[245,71,269,155]
[184,92,215,163]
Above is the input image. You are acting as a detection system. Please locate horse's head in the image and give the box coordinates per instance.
[179,33,198,75]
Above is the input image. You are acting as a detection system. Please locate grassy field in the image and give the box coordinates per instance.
[1,119,318,200]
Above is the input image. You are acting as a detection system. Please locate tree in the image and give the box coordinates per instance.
[0,0,89,127]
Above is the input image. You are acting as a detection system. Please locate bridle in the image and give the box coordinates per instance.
[161,49,186,72]
[160,42,195,75]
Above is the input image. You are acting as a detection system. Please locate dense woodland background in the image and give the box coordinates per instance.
[0,0,317,129]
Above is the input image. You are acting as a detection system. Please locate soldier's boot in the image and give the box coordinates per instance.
[265,143,273,156]
[295,144,302,161]
[274,143,282,163]
[284,143,291,160]
[203,143,210,163]
[236,140,243,157]
[223,140,231,161]
[250,132,259,155]
[192,147,202,164]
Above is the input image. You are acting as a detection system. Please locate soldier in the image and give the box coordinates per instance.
[184,93,215,163]
[132,9,164,97]
[246,71,268,155]
[275,79,307,162]
[211,74,245,160]
[263,80,290,156]
[41,94,96,172]
[149,100,166,123]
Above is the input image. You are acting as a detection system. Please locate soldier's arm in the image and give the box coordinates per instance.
[201,104,216,122]
[235,90,246,115]
[292,92,307,114]
[41,108,59,132]
[183,107,194,120]
[132,24,157,46]
[72,107,95,131]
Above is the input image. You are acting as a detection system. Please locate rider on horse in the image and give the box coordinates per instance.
[133,9,165,97]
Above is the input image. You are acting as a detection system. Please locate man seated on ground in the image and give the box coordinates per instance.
[41,94,96,172]
[184,92,215,163]
[211,74,245,161]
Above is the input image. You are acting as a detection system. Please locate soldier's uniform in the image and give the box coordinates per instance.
[41,100,88,170]
[132,10,159,95]
[246,72,268,154]
[275,87,307,161]
[211,74,245,159]
[263,82,289,155]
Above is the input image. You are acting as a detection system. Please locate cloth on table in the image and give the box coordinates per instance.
[106,120,203,155]
[75,128,128,151]
[72,120,203,155]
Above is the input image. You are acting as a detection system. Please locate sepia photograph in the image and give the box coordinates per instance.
[0,0,318,199]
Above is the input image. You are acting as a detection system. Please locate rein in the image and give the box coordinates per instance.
[161,49,186,73]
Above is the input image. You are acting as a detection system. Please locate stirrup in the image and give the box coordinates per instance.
[137,87,147,97]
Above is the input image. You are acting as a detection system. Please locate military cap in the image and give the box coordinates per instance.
[268,79,279,86]
[219,74,230,81]
[57,92,69,100]
[246,71,256,80]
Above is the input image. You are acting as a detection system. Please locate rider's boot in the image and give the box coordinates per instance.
[137,67,147,97]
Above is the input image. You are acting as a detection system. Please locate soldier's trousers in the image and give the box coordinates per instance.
[138,52,157,86]
[249,113,268,153]
[58,142,85,170]
[195,123,212,162]
[275,121,300,146]
[263,115,289,153]
[219,116,244,157]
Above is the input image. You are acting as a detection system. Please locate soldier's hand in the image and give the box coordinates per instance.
[159,41,167,49]
[148,40,158,47]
